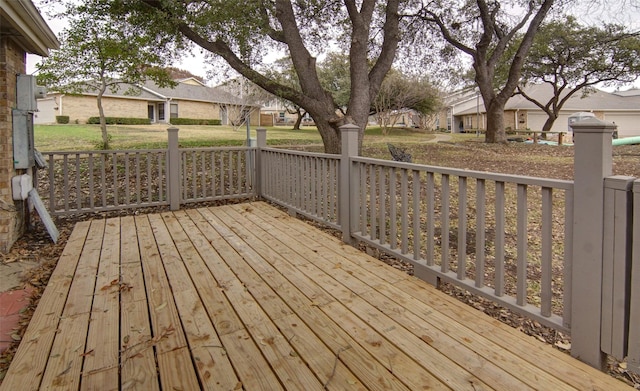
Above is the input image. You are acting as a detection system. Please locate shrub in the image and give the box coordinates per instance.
[56,115,70,124]
[170,118,221,125]
[86,117,151,125]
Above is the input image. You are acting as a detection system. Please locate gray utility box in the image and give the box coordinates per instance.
[13,74,46,169]
[16,73,46,112]
[12,109,34,169]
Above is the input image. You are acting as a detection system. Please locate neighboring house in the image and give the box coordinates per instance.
[441,84,640,137]
[0,0,59,252]
[260,98,300,125]
[36,77,261,126]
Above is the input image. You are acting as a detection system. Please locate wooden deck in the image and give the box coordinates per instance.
[0,202,629,390]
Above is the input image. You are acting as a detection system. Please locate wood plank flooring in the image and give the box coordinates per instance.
[0,202,631,390]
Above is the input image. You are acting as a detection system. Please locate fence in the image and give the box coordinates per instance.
[39,121,639,374]
[39,128,255,215]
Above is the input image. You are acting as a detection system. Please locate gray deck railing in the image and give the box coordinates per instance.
[41,149,170,214]
[39,128,255,215]
[259,147,340,229]
[179,147,255,204]
[349,156,573,331]
[255,120,638,373]
[39,121,638,374]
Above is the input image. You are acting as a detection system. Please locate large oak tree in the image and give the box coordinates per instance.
[506,16,640,133]
[414,0,555,143]
[105,0,406,154]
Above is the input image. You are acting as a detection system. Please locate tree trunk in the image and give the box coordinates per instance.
[541,115,557,133]
[484,100,507,143]
[96,90,109,149]
[315,118,341,154]
[293,114,302,130]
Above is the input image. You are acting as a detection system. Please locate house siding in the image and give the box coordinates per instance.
[174,100,220,120]
[61,95,148,123]
[0,37,27,252]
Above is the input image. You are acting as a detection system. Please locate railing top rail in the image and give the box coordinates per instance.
[261,146,339,160]
[179,146,253,152]
[352,156,574,190]
[43,149,168,155]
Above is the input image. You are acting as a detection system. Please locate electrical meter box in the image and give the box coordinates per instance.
[16,74,46,112]
[13,109,34,169]
[13,74,46,169]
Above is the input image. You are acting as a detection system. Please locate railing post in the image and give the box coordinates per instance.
[339,124,359,244]
[629,180,640,374]
[255,128,267,198]
[167,126,180,211]
[570,117,615,369]
[601,175,634,361]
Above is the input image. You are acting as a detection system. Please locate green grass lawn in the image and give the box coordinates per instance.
[34,123,438,151]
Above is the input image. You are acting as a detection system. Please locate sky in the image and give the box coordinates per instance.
[26,1,640,90]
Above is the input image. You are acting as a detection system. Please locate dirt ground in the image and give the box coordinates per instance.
[1,140,639,387]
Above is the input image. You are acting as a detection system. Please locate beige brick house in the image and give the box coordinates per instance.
[0,0,59,252]
[441,84,640,137]
[37,77,261,126]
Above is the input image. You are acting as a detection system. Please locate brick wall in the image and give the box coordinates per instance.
[61,95,148,123]
[175,100,220,120]
[0,38,26,253]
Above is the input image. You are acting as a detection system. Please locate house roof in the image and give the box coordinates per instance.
[0,0,59,56]
[56,82,166,102]
[455,83,640,115]
[142,80,249,106]
[55,78,254,106]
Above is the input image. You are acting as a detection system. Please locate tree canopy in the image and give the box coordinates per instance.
[94,0,407,153]
[503,16,640,132]
[413,0,555,143]
[37,2,177,149]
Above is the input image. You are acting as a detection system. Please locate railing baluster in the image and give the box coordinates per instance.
[158,151,162,201]
[412,170,420,260]
[62,154,70,211]
[401,169,409,254]
[146,153,152,202]
[390,168,397,250]
[360,163,367,234]
[100,154,107,207]
[47,154,55,212]
[441,174,450,272]
[112,153,118,206]
[124,152,131,206]
[516,183,528,306]
[379,167,387,246]
[563,188,574,328]
[475,179,486,288]
[135,153,141,204]
[541,187,553,317]
[495,181,505,296]
[457,176,467,280]
[236,150,241,194]
[75,153,81,210]
[88,153,95,210]
[370,164,377,240]
[426,172,435,266]
[220,152,225,196]
[311,157,318,216]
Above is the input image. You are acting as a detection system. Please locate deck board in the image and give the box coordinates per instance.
[0,202,631,391]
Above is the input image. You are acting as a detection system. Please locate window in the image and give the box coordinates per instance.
[170,103,178,119]
[158,104,165,121]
